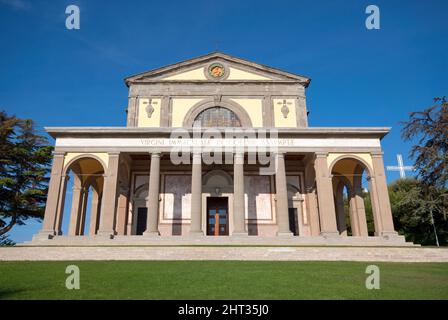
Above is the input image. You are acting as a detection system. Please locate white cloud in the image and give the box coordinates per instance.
[0,0,31,10]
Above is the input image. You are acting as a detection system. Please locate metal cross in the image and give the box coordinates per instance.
[386,154,414,179]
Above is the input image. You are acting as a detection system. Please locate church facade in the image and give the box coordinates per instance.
[33,52,407,245]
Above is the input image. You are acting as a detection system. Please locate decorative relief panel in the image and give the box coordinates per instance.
[244,175,273,221]
[138,98,161,127]
[162,175,192,220]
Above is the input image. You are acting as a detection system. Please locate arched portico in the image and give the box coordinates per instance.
[61,156,106,236]
[330,156,374,236]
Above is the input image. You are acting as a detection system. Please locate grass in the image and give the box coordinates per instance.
[0,261,447,299]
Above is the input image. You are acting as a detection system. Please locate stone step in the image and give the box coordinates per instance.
[23,234,417,247]
[1,246,446,262]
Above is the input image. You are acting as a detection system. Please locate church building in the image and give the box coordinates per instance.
[33,52,407,245]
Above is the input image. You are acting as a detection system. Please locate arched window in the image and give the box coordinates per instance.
[194,107,242,127]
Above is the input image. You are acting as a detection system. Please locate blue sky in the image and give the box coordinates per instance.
[1,0,447,242]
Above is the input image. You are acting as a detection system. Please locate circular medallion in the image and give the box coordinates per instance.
[208,63,225,79]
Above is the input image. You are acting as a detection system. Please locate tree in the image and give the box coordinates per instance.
[389,178,447,245]
[0,111,53,239]
[401,96,448,189]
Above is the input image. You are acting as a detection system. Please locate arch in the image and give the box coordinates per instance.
[183,100,253,127]
[195,107,242,127]
[59,155,106,237]
[63,153,107,176]
[328,154,373,177]
[134,184,148,200]
[330,156,373,237]
[203,169,233,187]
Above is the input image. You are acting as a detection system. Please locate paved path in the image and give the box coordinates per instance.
[1,246,447,262]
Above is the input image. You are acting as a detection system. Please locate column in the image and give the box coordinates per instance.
[190,152,203,235]
[78,187,89,235]
[314,152,339,237]
[116,187,130,235]
[144,153,161,236]
[55,174,69,235]
[38,152,65,238]
[334,182,347,235]
[89,189,100,236]
[68,176,83,236]
[233,153,247,235]
[351,172,368,236]
[97,152,120,238]
[275,153,293,236]
[304,157,321,236]
[370,152,398,237]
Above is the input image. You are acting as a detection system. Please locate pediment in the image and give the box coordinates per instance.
[125,52,310,86]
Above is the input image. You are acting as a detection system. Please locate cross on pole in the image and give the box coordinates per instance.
[386,154,414,179]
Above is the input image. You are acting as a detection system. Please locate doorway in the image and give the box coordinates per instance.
[206,197,229,236]
[136,207,147,235]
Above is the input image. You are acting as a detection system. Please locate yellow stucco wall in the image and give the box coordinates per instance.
[137,98,161,127]
[171,98,205,127]
[273,98,297,127]
[63,153,109,171]
[227,67,272,80]
[163,67,206,80]
[327,153,374,172]
[230,98,263,127]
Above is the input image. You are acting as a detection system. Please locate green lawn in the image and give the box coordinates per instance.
[0,261,447,299]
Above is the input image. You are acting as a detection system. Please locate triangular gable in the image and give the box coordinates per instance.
[124,52,311,86]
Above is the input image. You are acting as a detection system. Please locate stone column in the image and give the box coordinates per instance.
[55,174,69,235]
[68,176,83,236]
[89,189,100,236]
[292,195,305,235]
[275,153,293,236]
[352,171,368,236]
[190,152,203,235]
[116,187,130,235]
[334,182,347,236]
[38,152,65,238]
[314,152,339,237]
[370,152,397,237]
[144,153,161,236]
[233,153,247,235]
[97,152,120,238]
[304,158,321,236]
[78,188,89,235]
[354,193,368,236]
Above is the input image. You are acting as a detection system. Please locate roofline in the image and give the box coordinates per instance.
[44,126,390,140]
[123,51,312,87]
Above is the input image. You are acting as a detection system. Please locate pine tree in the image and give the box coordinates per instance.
[0,111,53,238]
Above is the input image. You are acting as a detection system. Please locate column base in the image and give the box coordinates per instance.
[320,231,340,238]
[276,231,294,237]
[142,231,160,237]
[33,231,56,241]
[95,231,115,239]
[380,231,399,239]
[232,232,249,237]
[189,231,205,237]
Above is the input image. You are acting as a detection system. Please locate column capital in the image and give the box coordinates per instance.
[234,152,244,164]
[315,152,328,158]
[275,152,285,158]
[52,151,66,158]
[370,151,384,158]
[108,152,121,157]
[150,152,161,158]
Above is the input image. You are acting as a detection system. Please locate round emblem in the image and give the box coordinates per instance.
[208,63,225,78]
